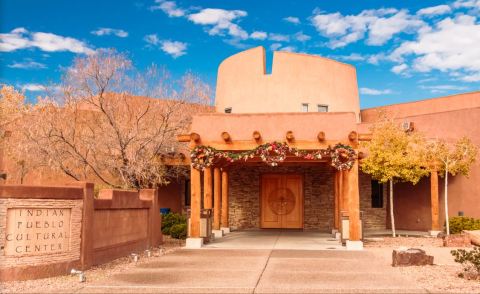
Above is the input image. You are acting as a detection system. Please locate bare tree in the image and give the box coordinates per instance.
[7,49,211,188]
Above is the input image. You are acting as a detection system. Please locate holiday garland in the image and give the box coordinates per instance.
[191,142,356,171]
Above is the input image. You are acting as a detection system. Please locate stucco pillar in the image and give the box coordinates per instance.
[220,170,230,233]
[213,168,222,230]
[430,170,441,235]
[345,159,362,249]
[203,167,213,210]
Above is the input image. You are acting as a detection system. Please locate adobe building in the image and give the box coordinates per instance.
[181,46,480,248]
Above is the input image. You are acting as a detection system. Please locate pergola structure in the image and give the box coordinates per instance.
[178,112,444,248]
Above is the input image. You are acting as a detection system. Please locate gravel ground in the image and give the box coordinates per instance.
[366,236,480,293]
[0,237,185,294]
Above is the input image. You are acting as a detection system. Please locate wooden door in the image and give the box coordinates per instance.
[261,174,303,229]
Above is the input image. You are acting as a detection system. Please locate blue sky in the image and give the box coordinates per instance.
[0,0,479,108]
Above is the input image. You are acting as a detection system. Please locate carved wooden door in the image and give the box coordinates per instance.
[261,174,303,229]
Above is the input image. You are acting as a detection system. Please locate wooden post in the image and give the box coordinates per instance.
[334,171,340,230]
[430,170,440,231]
[221,170,229,228]
[345,159,361,241]
[190,167,201,238]
[203,167,213,209]
[213,168,221,230]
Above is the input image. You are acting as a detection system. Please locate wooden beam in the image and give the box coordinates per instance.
[345,159,361,241]
[203,167,213,210]
[190,166,201,238]
[317,131,325,142]
[213,168,221,230]
[221,170,229,228]
[177,134,191,142]
[334,171,340,230]
[253,131,261,142]
[199,140,353,151]
[430,170,440,231]
[348,131,358,142]
[286,131,295,142]
[190,133,201,143]
[221,132,231,143]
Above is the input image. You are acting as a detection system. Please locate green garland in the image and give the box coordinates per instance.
[191,142,356,171]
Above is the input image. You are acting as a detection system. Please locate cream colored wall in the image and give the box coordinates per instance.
[215,46,360,119]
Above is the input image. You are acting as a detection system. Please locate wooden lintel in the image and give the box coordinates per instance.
[221,132,231,143]
[317,131,325,142]
[253,131,261,142]
[348,131,358,142]
[194,140,356,151]
[286,131,295,142]
[177,134,191,142]
[358,133,372,141]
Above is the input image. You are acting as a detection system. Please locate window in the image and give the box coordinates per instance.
[317,104,328,112]
[371,180,383,208]
[224,107,232,113]
[184,179,191,206]
[301,103,309,112]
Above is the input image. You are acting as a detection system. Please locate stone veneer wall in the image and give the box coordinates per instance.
[228,165,386,231]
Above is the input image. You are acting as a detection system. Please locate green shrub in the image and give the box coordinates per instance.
[451,246,480,279]
[449,216,480,234]
[170,223,187,239]
[161,213,187,235]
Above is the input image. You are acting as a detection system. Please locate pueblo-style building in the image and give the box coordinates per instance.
[180,46,480,249]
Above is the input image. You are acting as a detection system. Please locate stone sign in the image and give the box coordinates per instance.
[4,208,71,256]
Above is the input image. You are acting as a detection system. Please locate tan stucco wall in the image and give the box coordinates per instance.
[215,47,360,119]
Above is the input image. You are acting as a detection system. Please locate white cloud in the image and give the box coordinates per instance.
[188,8,249,39]
[269,33,290,42]
[91,28,128,38]
[417,5,452,16]
[0,27,93,54]
[294,31,311,42]
[391,63,408,74]
[151,0,185,17]
[359,87,393,95]
[21,83,45,92]
[270,43,296,52]
[144,34,187,58]
[332,53,366,62]
[419,84,468,93]
[270,43,282,51]
[391,15,480,78]
[284,16,300,24]
[8,59,46,69]
[250,31,267,40]
[160,40,187,58]
[452,0,480,9]
[311,8,427,48]
[461,72,480,82]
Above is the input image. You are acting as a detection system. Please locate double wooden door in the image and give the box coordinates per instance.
[260,174,304,229]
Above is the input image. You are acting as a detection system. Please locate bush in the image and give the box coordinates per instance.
[170,223,187,239]
[451,246,480,279]
[449,216,480,234]
[161,212,186,236]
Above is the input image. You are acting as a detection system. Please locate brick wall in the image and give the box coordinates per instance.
[228,164,386,231]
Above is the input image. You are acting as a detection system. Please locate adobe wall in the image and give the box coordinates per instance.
[228,165,386,231]
[158,181,183,213]
[215,47,360,118]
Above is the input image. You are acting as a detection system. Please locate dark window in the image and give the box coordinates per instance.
[224,107,232,113]
[317,104,329,112]
[185,179,191,206]
[371,180,383,208]
[301,103,309,112]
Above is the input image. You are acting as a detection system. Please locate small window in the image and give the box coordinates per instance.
[371,180,383,208]
[301,103,309,112]
[224,107,232,113]
[317,104,328,112]
[185,179,191,206]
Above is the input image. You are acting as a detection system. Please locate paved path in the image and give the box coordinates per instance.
[81,248,424,293]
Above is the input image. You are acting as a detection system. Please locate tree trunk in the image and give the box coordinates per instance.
[390,179,396,237]
[445,168,450,235]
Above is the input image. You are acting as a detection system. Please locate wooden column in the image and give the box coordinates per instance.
[213,168,221,230]
[345,159,361,241]
[221,170,229,228]
[203,167,213,210]
[430,170,440,231]
[190,167,201,238]
[334,171,340,230]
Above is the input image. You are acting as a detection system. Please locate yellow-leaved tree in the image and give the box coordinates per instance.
[424,137,477,235]
[361,114,428,237]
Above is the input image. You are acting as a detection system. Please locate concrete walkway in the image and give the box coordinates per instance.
[81,249,423,293]
[204,230,344,250]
